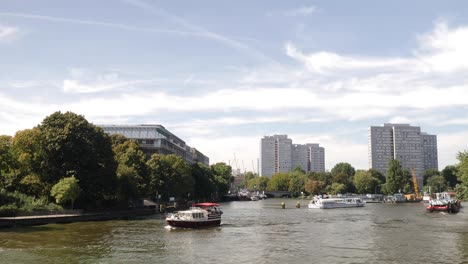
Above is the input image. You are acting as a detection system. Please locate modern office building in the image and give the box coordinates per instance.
[368,123,438,188]
[100,124,209,166]
[260,135,325,177]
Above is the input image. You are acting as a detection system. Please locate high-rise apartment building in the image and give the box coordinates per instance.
[260,135,325,177]
[307,143,325,173]
[368,123,438,188]
[100,124,209,166]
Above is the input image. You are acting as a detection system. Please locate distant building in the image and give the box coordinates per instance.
[307,143,325,173]
[260,135,325,177]
[368,123,438,188]
[100,124,209,166]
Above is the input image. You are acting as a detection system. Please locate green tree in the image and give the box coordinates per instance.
[326,182,346,195]
[441,165,459,188]
[19,174,47,197]
[247,176,269,191]
[256,176,269,191]
[211,162,233,196]
[423,169,440,186]
[50,176,81,209]
[37,112,118,206]
[11,129,44,179]
[426,175,447,193]
[304,180,326,195]
[288,171,307,197]
[385,159,405,194]
[353,170,379,194]
[191,162,216,200]
[266,173,290,191]
[369,169,385,184]
[331,162,355,178]
[147,154,193,200]
[0,135,18,190]
[455,151,468,200]
[331,162,355,193]
[115,165,140,205]
[110,134,149,196]
[241,171,256,188]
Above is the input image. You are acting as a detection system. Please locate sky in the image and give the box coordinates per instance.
[1,0,468,172]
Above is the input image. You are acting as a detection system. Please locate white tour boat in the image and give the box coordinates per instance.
[166,202,222,228]
[308,197,366,209]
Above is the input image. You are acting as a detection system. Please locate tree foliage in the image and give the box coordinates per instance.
[441,165,459,188]
[0,135,18,190]
[50,176,81,209]
[331,162,355,193]
[423,169,440,186]
[210,162,233,196]
[37,112,118,206]
[191,162,216,200]
[147,154,193,200]
[267,173,290,192]
[426,175,447,193]
[385,159,406,194]
[353,170,379,194]
[110,135,149,196]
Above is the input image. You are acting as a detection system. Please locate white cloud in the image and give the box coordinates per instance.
[437,131,468,168]
[416,21,468,72]
[389,116,411,124]
[0,24,18,40]
[286,42,413,74]
[2,19,468,172]
[267,5,318,17]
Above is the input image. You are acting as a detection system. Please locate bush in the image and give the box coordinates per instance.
[0,190,63,216]
[0,204,19,217]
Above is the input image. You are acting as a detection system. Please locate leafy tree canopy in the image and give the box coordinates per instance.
[50,176,81,209]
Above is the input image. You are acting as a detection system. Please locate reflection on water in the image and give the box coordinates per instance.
[0,200,467,263]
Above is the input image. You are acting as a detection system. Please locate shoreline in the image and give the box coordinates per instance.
[0,207,159,229]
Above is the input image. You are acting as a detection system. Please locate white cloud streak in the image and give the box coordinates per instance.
[267,5,318,17]
[120,0,277,63]
[0,24,18,40]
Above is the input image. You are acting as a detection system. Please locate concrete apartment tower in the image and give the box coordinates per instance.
[368,123,438,188]
[260,135,325,177]
[307,143,325,173]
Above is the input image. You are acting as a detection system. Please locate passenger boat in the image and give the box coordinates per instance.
[165,202,223,228]
[383,193,407,203]
[308,197,365,209]
[426,192,461,213]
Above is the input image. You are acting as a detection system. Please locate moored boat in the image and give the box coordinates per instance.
[165,202,223,228]
[308,197,365,209]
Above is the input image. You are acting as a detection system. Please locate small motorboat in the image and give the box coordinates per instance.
[165,202,222,228]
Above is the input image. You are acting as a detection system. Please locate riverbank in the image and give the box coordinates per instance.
[0,207,158,228]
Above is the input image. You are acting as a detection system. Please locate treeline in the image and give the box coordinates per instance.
[0,111,233,214]
[240,158,468,200]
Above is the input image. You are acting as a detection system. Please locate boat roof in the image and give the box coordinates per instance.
[193,202,220,207]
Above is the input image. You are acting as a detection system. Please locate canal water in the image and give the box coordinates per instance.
[1,199,467,264]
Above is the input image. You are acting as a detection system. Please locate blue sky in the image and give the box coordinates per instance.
[1,0,468,172]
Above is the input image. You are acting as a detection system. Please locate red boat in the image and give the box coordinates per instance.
[165,202,223,228]
[426,192,461,213]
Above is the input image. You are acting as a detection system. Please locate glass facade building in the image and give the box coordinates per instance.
[100,125,209,166]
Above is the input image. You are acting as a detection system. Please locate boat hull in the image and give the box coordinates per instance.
[166,219,221,228]
[426,203,461,213]
[308,203,365,209]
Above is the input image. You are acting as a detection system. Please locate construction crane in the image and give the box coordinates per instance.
[412,168,420,197]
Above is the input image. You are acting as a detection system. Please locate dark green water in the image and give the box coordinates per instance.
[1,200,467,263]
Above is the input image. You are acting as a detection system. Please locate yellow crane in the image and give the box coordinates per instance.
[412,168,419,197]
